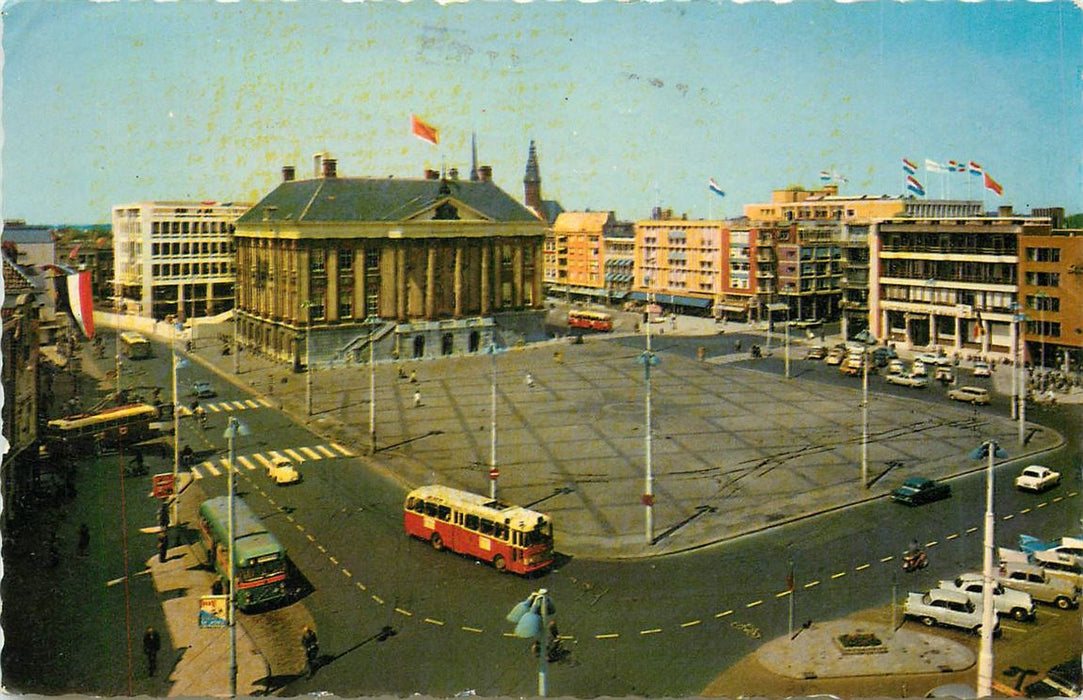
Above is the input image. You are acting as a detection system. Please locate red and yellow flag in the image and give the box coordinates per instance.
[411,114,439,145]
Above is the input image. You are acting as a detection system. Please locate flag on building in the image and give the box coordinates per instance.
[973,310,984,338]
[819,170,832,182]
[410,114,439,145]
[708,179,726,197]
[906,175,925,196]
[68,243,82,261]
[902,158,917,175]
[968,161,983,177]
[66,270,95,339]
[983,171,1003,196]
[925,159,947,174]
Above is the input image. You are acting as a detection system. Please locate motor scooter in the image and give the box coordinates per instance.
[902,550,927,572]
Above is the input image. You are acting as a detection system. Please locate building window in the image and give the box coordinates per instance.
[1027,294,1060,312]
[1026,247,1061,263]
[365,249,380,270]
[1025,271,1060,287]
[339,290,353,319]
[338,249,354,272]
[311,249,326,273]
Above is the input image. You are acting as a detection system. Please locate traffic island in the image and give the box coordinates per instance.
[755,620,974,679]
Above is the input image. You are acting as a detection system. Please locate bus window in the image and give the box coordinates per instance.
[480,519,494,535]
[437,505,451,521]
[424,502,438,517]
[464,514,479,531]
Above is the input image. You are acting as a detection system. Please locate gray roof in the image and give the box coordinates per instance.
[2,227,54,244]
[236,177,542,225]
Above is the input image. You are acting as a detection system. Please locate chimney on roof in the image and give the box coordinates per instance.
[322,158,337,178]
[282,166,296,182]
[313,152,325,178]
[998,205,1013,217]
[478,165,492,183]
[425,169,440,180]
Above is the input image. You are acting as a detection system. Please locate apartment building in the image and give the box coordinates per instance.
[112,201,251,320]
[546,211,630,302]
[632,213,725,315]
[1018,225,1083,370]
[603,223,635,300]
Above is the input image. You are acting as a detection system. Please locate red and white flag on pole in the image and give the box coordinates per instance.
[410,114,439,145]
[67,270,95,339]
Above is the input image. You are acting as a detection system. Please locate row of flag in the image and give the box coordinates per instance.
[903,157,1003,197]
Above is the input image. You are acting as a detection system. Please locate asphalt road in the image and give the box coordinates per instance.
[4,328,1079,697]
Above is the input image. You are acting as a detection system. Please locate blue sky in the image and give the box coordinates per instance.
[3,0,1080,225]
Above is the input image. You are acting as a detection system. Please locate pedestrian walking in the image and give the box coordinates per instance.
[301,626,319,678]
[157,532,168,563]
[409,369,418,384]
[397,364,407,379]
[143,626,161,676]
[413,389,422,408]
[158,502,169,531]
[525,372,535,388]
[77,523,90,556]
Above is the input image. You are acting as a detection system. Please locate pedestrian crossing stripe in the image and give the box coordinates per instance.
[177,399,273,417]
[187,444,357,480]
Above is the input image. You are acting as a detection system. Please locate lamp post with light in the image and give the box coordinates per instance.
[968,439,1008,698]
[637,281,659,545]
[223,416,250,698]
[300,300,314,416]
[506,589,555,697]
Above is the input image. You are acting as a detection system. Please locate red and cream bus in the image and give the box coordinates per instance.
[567,309,613,332]
[46,403,162,455]
[404,485,554,574]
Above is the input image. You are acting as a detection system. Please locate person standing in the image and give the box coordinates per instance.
[301,626,319,678]
[143,626,161,676]
[413,389,422,408]
[525,372,535,388]
[157,532,168,563]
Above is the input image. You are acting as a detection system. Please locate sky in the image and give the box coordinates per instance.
[2,0,1080,226]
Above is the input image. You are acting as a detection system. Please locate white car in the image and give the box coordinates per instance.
[947,386,990,405]
[972,362,992,377]
[938,573,1036,621]
[885,373,928,388]
[1014,465,1061,493]
[911,360,927,377]
[266,455,301,485]
[886,359,906,375]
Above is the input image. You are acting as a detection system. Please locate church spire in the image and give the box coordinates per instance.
[523,139,542,212]
[470,132,479,182]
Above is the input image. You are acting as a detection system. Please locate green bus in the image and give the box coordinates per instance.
[197,496,289,610]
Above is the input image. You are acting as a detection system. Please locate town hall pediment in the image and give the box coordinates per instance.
[405,198,491,223]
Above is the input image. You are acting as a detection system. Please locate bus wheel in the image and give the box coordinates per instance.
[430,533,444,551]
[493,555,506,572]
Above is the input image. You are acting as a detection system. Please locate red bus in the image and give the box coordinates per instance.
[567,309,613,331]
[404,485,554,574]
[46,403,162,455]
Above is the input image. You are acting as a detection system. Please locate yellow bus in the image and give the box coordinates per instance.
[46,403,162,454]
[119,332,152,359]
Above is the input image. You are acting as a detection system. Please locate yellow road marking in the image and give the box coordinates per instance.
[804,580,820,588]
[775,590,792,598]
[207,403,223,413]
[424,618,445,626]
[316,445,337,458]
[880,556,894,562]
[680,620,701,628]
[232,401,247,410]
[640,628,662,635]
[595,633,619,640]
[285,448,305,462]
[238,456,257,470]
[191,468,203,480]
[855,564,870,571]
[462,627,483,634]
[300,447,322,460]
[254,454,274,469]
[342,569,351,578]
[714,610,734,618]
[203,461,220,476]
[329,556,338,565]
[746,600,763,608]
[258,398,273,407]
[331,442,355,456]
[372,595,384,604]
[831,572,846,579]
[395,608,413,617]
[245,399,260,408]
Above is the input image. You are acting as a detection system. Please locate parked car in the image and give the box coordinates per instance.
[916,352,952,366]
[886,359,906,375]
[934,366,954,384]
[885,372,928,388]
[911,360,928,377]
[972,361,992,377]
[266,455,301,485]
[189,380,216,398]
[938,573,1036,621]
[996,562,1079,610]
[892,476,951,506]
[1025,659,1082,698]
[824,348,846,366]
[805,346,828,360]
[1014,465,1061,493]
[1020,535,1083,565]
[870,346,898,367]
[947,386,990,405]
[841,356,865,376]
[903,589,997,635]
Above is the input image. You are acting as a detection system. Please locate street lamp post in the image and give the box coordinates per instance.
[1035,291,1048,388]
[169,320,186,531]
[223,416,250,698]
[861,345,869,489]
[506,589,555,697]
[488,342,500,500]
[784,307,791,380]
[367,316,378,454]
[638,286,659,545]
[301,301,314,416]
[968,439,1007,699]
[1014,305,1028,445]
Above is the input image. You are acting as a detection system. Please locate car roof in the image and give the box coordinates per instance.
[928,589,970,603]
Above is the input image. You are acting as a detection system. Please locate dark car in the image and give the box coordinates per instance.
[1025,659,1081,698]
[870,346,898,367]
[891,477,951,506]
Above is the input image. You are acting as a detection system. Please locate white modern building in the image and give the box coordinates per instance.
[112,201,251,320]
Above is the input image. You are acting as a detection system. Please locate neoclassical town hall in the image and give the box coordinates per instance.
[234,154,547,366]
